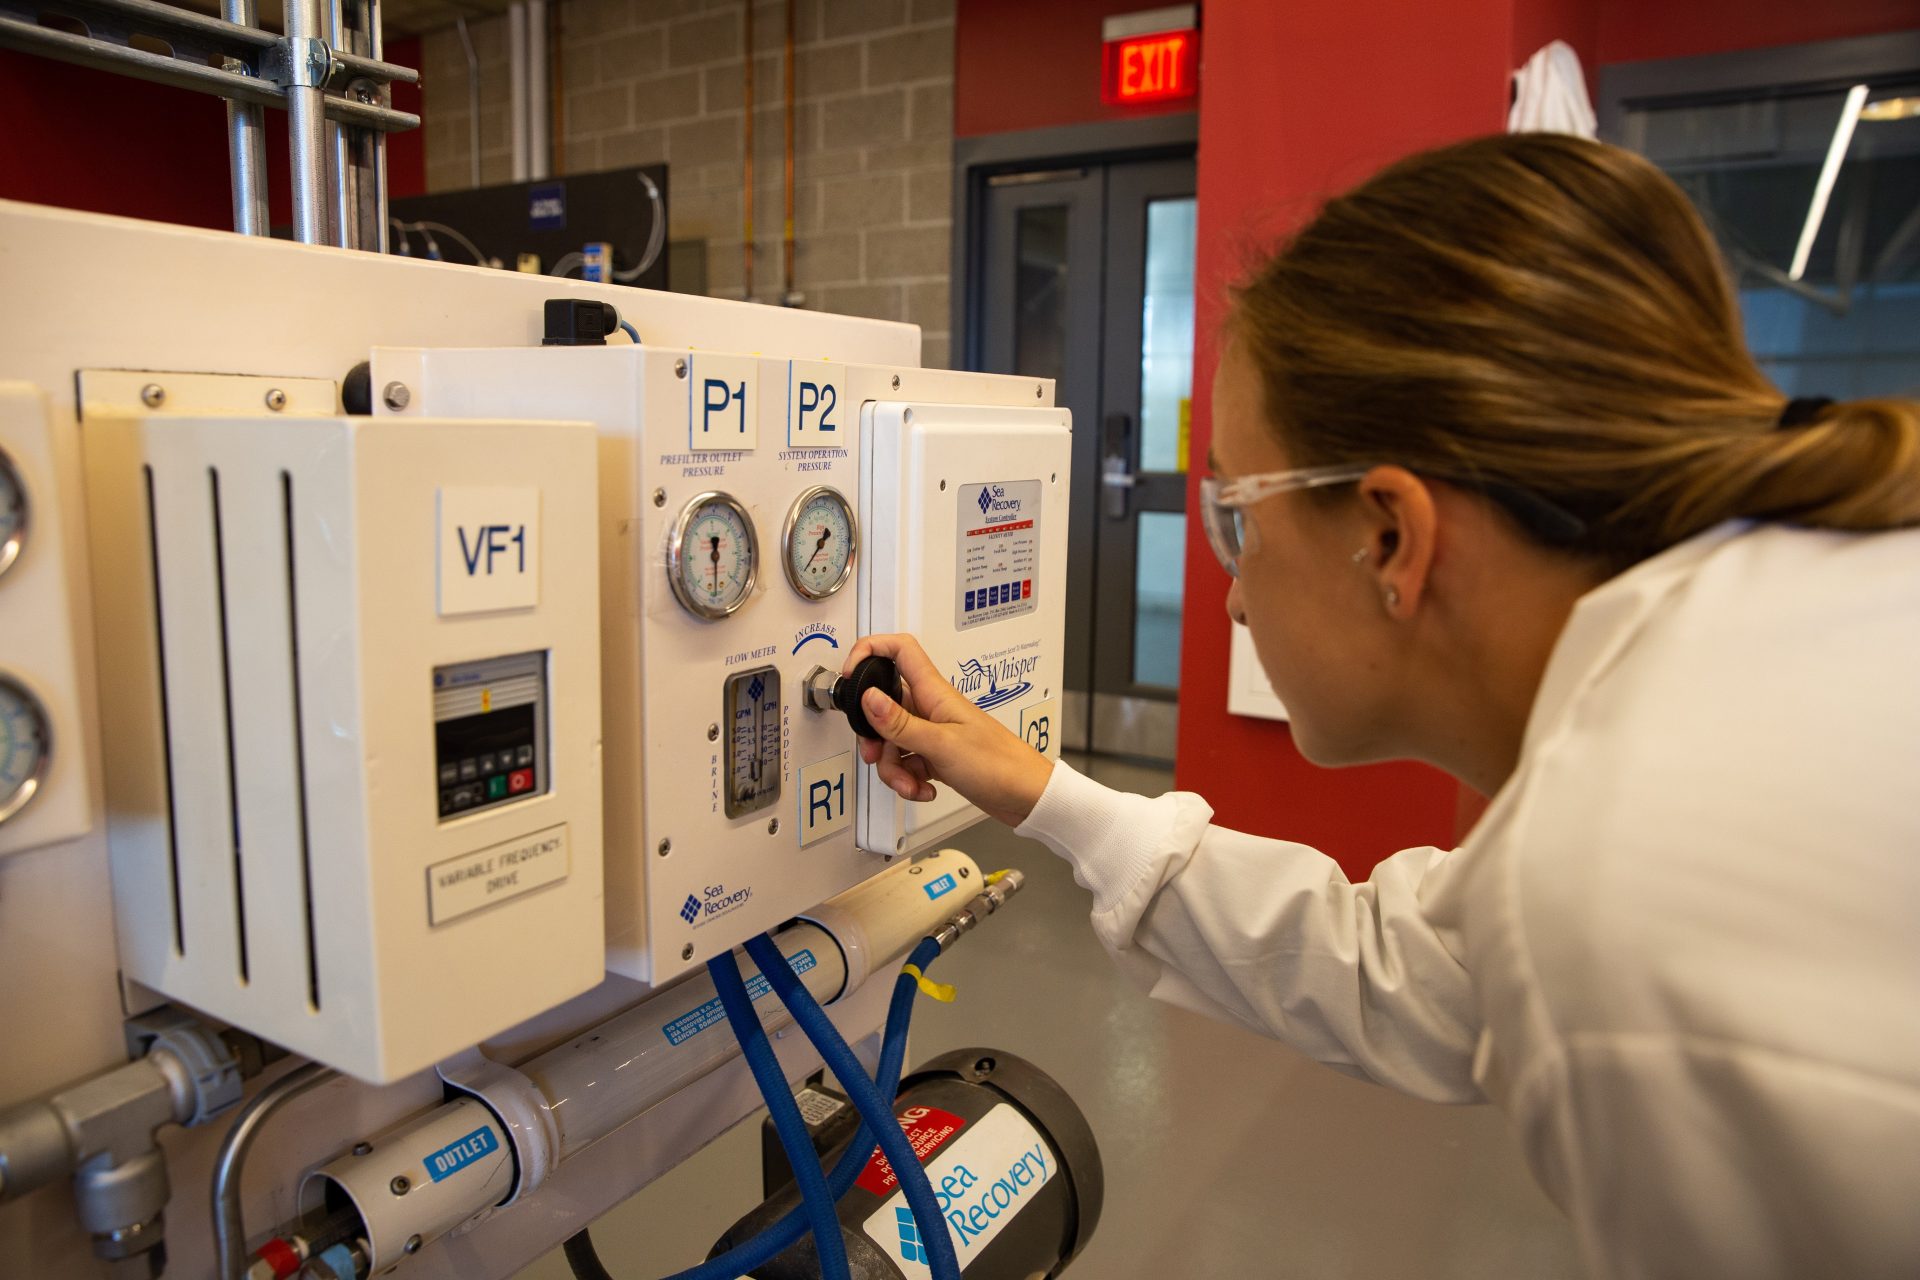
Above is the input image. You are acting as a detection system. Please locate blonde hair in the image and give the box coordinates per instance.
[1227,133,1920,565]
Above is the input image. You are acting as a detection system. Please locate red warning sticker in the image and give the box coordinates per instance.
[855,1105,969,1196]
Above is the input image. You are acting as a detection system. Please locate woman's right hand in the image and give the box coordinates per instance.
[843,633,1055,828]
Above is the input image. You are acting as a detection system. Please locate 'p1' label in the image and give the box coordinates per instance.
[439,486,540,616]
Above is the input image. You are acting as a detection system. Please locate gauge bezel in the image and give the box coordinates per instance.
[781,485,859,601]
[666,490,759,620]
[0,673,51,826]
[0,446,27,581]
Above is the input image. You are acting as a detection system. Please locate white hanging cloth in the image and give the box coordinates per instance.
[1508,39,1598,139]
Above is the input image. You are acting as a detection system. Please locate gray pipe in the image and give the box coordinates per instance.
[283,0,331,244]
[221,0,270,235]
[211,1061,337,1280]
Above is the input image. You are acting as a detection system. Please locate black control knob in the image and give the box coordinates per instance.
[802,657,904,741]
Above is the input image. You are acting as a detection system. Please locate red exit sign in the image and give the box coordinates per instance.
[1102,24,1199,105]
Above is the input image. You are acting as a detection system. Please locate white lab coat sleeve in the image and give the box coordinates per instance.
[1016,762,1483,1102]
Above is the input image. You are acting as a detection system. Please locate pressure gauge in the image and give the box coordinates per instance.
[0,675,51,826]
[782,486,857,600]
[668,491,758,620]
[0,446,26,581]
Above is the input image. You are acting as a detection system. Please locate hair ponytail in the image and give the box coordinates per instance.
[1228,133,1920,568]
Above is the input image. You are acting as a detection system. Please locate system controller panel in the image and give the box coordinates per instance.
[378,343,1066,985]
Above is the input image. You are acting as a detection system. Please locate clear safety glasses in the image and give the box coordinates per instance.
[1198,464,1372,578]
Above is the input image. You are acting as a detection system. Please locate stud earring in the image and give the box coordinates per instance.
[1350,547,1369,564]
[1385,586,1401,609]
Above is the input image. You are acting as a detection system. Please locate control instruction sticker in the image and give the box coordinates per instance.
[860,1103,1057,1277]
[955,481,1041,631]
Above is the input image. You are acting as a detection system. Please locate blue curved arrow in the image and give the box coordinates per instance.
[792,632,840,654]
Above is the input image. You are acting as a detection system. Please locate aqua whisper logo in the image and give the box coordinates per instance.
[952,653,1040,711]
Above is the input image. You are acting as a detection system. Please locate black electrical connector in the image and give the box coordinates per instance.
[544,298,623,346]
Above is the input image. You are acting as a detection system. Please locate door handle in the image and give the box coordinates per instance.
[1102,412,1134,519]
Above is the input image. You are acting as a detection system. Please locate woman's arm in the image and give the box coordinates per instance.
[1020,762,1483,1103]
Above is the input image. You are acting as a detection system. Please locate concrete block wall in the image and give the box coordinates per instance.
[419,0,955,368]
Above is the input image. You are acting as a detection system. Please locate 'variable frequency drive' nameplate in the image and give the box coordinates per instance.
[429,823,570,925]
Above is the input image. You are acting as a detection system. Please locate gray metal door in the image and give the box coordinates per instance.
[975,155,1197,760]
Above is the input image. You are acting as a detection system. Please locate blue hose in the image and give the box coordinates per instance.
[745,933,963,1280]
[654,936,944,1280]
[708,950,851,1280]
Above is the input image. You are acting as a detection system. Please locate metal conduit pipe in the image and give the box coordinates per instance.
[507,0,529,183]
[527,0,549,179]
[287,851,1020,1272]
[325,0,354,247]
[456,15,481,189]
[211,1061,338,1280]
[283,0,332,244]
[221,0,270,234]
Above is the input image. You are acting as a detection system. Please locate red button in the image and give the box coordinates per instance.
[508,768,534,794]
[1022,580,1032,599]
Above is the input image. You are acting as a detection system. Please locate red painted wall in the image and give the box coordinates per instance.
[0,39,424,230]
[954,0,1196,137]
[1170,0,1515,878]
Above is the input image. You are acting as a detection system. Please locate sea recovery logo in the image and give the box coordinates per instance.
[975,484,1023,522]
[894,1207,930,1266]
[681,881,753,929]
[952,652,1040,711]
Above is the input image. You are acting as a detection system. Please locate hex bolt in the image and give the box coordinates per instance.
[707,723,720,742]
[682,943,695,961]
[264,388,288,412]
[352,1142,373,1157]
[140,383,165,408]
[404,1234,423,1254]
[674,358,688,379]
[657,838,671,858]
[390,1175,411,1196]
[767,818,780,835]
[381,381,411,411]
[653,488,667,507]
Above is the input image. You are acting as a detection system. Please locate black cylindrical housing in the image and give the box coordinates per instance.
[712,1049,1102,1279]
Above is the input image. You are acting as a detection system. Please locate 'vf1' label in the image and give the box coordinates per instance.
[438,486,540,616]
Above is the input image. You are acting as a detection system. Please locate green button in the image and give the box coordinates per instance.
[486,775,508,800]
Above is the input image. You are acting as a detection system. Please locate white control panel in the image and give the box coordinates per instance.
[379,344,1067,985]
[859,402,1072,857]
[81,410,606,1083]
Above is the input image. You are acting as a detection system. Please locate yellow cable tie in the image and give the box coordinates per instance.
[901,963,956,1003]
[984,869,1013,886]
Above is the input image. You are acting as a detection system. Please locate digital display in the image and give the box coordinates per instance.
[433,651,549,820]
[1101,29,1199,105]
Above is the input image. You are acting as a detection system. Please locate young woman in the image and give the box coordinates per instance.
[841,134,1920,1279]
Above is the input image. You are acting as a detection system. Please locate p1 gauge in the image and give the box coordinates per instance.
[668,491,758,620]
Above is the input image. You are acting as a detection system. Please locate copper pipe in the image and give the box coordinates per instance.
[743,0,755,300]
[783,0,794,301]
[551,0,565,172]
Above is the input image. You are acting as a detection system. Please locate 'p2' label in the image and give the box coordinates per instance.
[787,360,846,449]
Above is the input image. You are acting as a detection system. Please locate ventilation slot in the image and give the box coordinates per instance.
[144,465,186,957]
[283,472,321,1011]
[209,468,249,984]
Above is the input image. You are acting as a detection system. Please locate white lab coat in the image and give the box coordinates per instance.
[1016,521,1920,1279]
